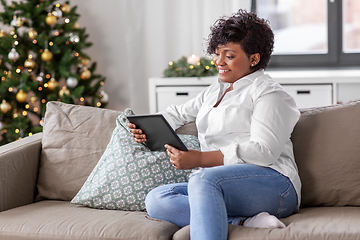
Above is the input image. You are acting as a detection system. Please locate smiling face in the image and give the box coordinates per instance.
[213,42,259,85]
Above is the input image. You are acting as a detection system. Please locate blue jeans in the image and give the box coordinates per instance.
[145,164,298,240]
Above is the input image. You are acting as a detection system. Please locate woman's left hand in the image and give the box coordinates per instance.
[165,144,202,169]
[165,144,225,169]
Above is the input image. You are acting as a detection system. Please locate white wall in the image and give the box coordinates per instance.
[1,0,249,113]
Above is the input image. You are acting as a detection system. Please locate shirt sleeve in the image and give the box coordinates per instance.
[158,86,210,130]
[221,90,300,166]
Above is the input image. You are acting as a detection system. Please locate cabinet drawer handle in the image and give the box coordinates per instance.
[297,90,310,94]
[176,92,189,96]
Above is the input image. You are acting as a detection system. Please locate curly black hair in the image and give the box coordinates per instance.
[206,9,274,71]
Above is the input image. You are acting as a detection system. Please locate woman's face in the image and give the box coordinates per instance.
[213,42,258,84]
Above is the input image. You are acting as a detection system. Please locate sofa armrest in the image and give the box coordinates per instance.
[0,133,42,212]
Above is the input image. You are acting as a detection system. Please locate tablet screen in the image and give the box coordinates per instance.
[127,114,188,152]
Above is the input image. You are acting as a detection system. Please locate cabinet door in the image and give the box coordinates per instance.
[281,84,333,109]
[156,86,207,112]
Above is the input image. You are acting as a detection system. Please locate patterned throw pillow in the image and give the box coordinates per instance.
[71,109,200,211]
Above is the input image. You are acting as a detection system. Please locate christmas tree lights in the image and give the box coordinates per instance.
[0,0,108,145]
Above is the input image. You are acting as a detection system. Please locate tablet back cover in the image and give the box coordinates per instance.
[127,115,188,151]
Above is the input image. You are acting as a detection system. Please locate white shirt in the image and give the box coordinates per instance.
[160,70,301,208]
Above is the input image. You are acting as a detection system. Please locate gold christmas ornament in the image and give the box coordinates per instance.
[47,78,58,91]
[16,90,28,102]
[16,17,24,27]
[73,22,80,29]
[59,86,70,97]
[80,57,90,66]
[0,100,12,113]
[45,14,57,26]
[60,3,71,13]
[41,49,53,62]
[28,28,38,40]
[24,58,36,68]
[80,68,91,80]
[0,29,7,38]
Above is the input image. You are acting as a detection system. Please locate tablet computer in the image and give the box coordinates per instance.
[127,114,188,152]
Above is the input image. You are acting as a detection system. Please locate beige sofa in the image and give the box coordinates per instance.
[1,100,360,240]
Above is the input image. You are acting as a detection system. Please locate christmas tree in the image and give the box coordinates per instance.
[0,0,108,145]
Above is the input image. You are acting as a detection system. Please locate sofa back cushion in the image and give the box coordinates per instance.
[292,100,360,207]
[37,102,121,201]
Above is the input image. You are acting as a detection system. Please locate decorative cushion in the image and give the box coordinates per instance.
[37,102,121,201]
[71,109,200,211]
[292,100,360,207]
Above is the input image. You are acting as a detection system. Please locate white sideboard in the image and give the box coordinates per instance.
[149,69,360,113]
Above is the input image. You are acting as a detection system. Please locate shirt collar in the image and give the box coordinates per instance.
[217,70,265,90]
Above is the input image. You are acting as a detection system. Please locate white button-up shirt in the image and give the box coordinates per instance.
[160,70,301,208]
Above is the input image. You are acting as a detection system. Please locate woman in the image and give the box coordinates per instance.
[128,9,301,240]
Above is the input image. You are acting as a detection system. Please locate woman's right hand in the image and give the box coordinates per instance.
[127,122,147,143]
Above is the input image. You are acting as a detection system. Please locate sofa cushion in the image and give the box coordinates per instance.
[71,110,200,211]
[291,100,360,207]
[37,102,121,201]
[0,200,179,240]
[173,207,360,240]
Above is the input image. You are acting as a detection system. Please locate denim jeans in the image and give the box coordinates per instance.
[145,164,298,240]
